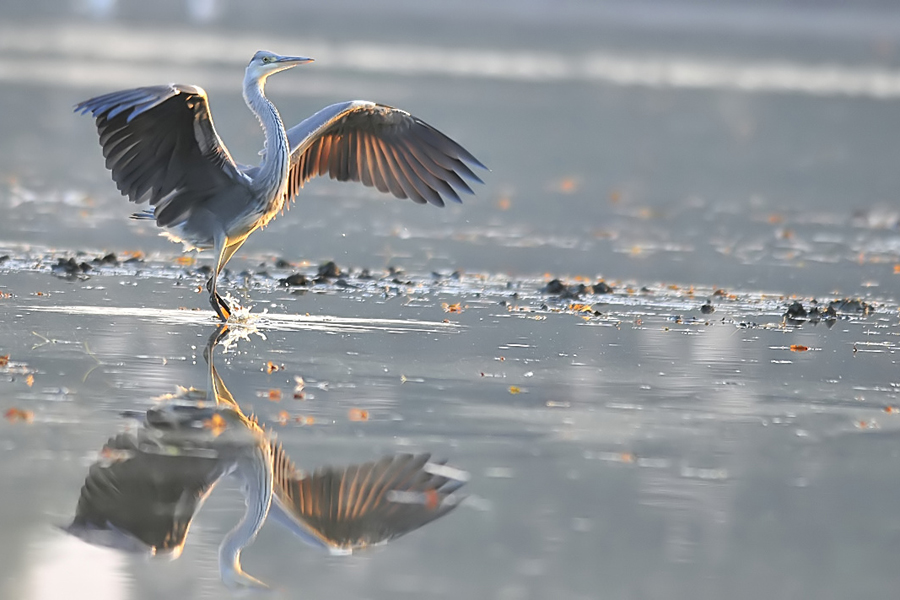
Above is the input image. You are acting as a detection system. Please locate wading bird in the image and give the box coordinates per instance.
[76,50,485,320]
[64,326,468,590]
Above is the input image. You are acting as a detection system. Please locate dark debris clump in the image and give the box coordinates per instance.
[781,297,870,326]
[543,279,614,298]
[92,253,119,266]
[51,257,92,278]
[279,273,309,287]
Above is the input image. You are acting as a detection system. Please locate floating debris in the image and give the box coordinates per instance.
[279,273,308,287]
[316,261,341,280]
[264,361,282,374]
[4,408,33,423]
[348,408,369,422]
[442,302,463,313]
[51,257,91,279]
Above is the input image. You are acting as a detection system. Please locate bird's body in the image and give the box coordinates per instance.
[76,51,485,320]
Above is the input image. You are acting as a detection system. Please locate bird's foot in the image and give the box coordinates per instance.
[209,291,232,322]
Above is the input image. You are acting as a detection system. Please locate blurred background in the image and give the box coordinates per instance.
[3,0,900,294]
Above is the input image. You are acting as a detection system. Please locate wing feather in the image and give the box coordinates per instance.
[76,84,246,228]
[284,100,485,207]
[271,450,466,551]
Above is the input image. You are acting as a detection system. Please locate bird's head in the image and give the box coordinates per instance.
[246,50,314,81]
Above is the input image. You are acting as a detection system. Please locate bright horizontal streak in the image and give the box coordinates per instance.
[1,22,900,99]
[26,305,459,333]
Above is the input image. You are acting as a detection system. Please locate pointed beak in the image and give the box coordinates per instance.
[276,56,314,66]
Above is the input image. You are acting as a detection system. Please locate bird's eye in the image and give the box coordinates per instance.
[262,56,272,64]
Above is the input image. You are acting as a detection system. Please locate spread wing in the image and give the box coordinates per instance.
[284,101,486,207]
[270,449,467,552]
[75,84,247,228]
[63,431,227,556]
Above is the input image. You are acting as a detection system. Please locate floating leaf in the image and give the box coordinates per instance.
[202,413,226,436]
[509,386,522,395]
[268,389,282,402]
[441,302,463,313]
[265,361,281,374]
[567,303,595,313]
[25,374,34,387]
[789,345,809,352]
[556,177,580,194]
[348,408,369,422]
[4,408,33,423]
[0,355,8,367]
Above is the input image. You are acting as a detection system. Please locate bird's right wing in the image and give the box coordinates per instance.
[75,85,246,228]
[269,449,467,553]
[284,101,486,207]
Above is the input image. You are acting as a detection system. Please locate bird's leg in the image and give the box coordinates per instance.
[206,276,231,321]
[208,232,232,321]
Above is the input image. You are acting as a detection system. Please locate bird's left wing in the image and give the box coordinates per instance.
[284,101,486,207]
[269,448,467,553]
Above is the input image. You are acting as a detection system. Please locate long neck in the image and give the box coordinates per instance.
[218,443,274,590]
[243,75,290,196]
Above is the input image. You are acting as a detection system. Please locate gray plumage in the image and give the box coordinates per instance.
[75,50,485,320]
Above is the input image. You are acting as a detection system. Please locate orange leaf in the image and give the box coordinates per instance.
[441,302,463,313]
[202,413,226,436]
[268,389,282,401]
[265,361,281,374]
[0,355,8,367]
[25,374,34,387]
[509,386,521,394]
[348,408,369,422]
[789,345,809,352]
[4,408,33,423]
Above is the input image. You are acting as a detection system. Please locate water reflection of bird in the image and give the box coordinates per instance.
[75,50,485,320]
[64,326,467,589]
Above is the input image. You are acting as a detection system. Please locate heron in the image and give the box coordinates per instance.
[65,326,468,589]
[75,50,486,321]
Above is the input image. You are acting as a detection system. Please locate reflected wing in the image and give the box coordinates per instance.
[284,101,486,207]
[271,449,467,552]
[75,84,246,227]
[64,431,227,556]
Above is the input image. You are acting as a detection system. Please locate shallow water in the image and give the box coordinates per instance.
[3,1,900,599]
